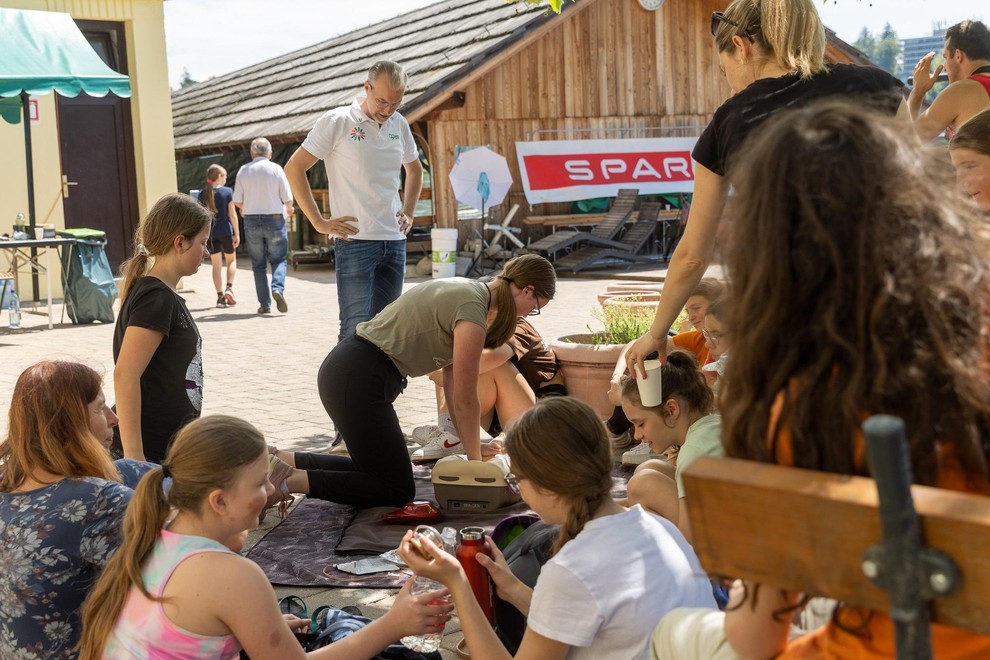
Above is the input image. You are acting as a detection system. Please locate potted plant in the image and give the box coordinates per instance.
[549,298,656,418]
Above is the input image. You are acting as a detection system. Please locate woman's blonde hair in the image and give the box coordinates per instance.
[78,415,266,659]
[504,397,612,555]
[118,193,213,303]
[715,0,826,78]
[486,254,556,349]
[0,361,119,490]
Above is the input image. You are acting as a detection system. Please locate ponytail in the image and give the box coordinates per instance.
[199,164,226,215]
[716,0,825,78]
[621,350,713,415]
[485,254,556,349]
[78,468,170,659]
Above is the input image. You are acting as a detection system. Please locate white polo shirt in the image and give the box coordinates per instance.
[232,157,293,215]
[301,94,418,241]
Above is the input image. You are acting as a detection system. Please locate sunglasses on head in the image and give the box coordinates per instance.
[710,11,755,41]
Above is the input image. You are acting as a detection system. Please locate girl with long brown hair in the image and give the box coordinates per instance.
[78,415,450,660]
[652,101,990,658]
[399,396,716,660]
[113,193,212,463]
[197,163,240,308]
[950,107,990,212]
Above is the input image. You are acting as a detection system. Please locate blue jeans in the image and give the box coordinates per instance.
[243,214,287,308]
[334,239,405,341]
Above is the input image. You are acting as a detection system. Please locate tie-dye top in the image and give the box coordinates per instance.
[103,530,241,659]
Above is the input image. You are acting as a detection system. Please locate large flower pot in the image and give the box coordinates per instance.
[549,334,625,419]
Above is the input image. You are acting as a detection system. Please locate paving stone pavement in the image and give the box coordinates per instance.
[0,255,674,658]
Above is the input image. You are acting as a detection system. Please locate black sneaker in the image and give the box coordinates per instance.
[216,294,228,309]
[258,306,271,314]
[273,290,288,313]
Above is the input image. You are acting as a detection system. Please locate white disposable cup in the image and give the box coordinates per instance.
[636,359,663,407]
[33,227,44,240]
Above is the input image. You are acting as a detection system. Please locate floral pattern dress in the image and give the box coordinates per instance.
[0,477,132,659]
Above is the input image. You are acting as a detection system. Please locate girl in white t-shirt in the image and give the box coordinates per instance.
[399,396,716,660]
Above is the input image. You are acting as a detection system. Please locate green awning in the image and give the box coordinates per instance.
[0,7,131,112]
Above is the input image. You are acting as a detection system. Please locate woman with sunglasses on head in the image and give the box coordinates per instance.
[399,396,716,660]
[625,0,906,379]
[262,255,557,515]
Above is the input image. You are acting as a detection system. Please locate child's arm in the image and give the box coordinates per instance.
[113,327,164,461]
[723,579,801,658]
[228,200,240,248]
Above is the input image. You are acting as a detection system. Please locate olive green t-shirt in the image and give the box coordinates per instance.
[357,278,489,377]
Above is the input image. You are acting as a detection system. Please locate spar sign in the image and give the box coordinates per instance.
[515,137,697,204]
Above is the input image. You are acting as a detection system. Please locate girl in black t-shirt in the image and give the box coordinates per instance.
[112,194,212,463]
[625,0,905,379]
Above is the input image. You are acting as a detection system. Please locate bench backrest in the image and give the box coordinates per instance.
[682,456,990,635]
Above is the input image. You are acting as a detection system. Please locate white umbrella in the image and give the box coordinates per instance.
[448,146,513,216]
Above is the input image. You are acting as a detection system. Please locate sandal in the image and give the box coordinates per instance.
[278,594,308,619]
[260,454,295,523]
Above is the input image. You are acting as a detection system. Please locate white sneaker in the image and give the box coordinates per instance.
[411,424,441,446]
[411,428,464,462]
[621,442,663,466]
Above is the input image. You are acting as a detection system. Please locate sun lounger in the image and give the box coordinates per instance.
[527,188,639,258]
[552,201,663,273]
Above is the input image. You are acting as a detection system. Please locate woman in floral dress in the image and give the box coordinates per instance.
[0,361,134,659]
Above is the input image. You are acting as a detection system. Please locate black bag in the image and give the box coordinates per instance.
[492,521,560,654]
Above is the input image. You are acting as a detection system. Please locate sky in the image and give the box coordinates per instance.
[164,0,984,88]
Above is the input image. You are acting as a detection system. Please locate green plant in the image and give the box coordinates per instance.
[586,298,655,345]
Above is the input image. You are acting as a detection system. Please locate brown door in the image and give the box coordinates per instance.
[57,20,138,272]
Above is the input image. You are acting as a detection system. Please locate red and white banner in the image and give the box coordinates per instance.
[515,137,697,204]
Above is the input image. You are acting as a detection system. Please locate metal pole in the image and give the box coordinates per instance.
[862,415,932,659]
[20,90,40,301]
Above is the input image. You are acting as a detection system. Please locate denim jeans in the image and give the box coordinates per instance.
[334,239,405,341]
[243,214,287,308]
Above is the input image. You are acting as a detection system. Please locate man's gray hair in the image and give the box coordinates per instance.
[250,137,273,158]
[367,60,407,90]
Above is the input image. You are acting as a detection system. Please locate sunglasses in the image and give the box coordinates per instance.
[710,11,755,41]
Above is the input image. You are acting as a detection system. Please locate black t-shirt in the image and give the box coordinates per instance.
[197,185,235,237]
[112,276,202,462]
[693,63,905,177]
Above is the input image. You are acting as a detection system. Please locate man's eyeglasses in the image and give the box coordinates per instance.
[367,84,402,111]
[710,11,755,41]
[702,328,724,344]
[504,472,521,495]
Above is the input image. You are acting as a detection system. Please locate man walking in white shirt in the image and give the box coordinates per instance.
[233,137,294,314]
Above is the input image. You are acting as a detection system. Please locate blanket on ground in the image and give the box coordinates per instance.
[247,462,632,588]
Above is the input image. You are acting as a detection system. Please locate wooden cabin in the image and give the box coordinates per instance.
[172,0,873,244]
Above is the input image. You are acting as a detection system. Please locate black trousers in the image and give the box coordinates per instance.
[304,336,415,508]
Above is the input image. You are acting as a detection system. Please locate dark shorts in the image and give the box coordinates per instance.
[208,235,235,255]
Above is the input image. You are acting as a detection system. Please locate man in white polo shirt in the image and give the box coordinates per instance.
[286,60,423,340]
[233,137,294,314]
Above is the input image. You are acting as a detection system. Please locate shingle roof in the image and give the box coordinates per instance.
[171,0,876,156]
[171,0,551,155]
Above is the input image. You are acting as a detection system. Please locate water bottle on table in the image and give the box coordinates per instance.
[8,289,21,329]
[401,525,456,653]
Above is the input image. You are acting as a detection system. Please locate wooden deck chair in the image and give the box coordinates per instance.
[683,416,990,657]
[527,188,639,258]
[552,202,663,273]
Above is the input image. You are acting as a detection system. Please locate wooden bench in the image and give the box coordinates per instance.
[682,416,990,655]
[522,209,680,228]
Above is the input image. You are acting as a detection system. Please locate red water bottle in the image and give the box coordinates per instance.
[457,526,496,625]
